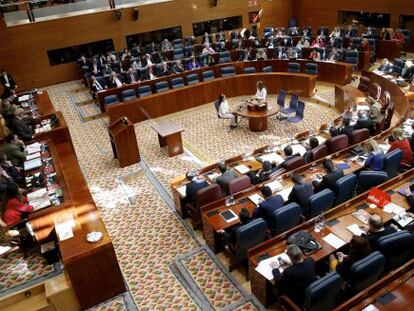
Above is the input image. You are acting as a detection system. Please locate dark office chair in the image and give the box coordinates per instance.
[307,189,335,218]
[334,173,357,205]
[310,145,328,162]
[269,203,302,236]
[326,134,349,154]
[155,81,170,93]
[137,85,152,98]
[243,67,256,74]
[228,175,252,195]
[349,129,370,145]
[344,50,359,69]
[277,90,287,111]
[262,66,273,73]
[287,101,305,123]
[383,148,403,178]
[186,73,200,85]
[173,48,184,60]
[171,77,185,89]
[281,93,298,114]
[104,95,119,105]
[357,171,388,194]
[287,62,300,73]
[121,89,137,101]
[202,70,215,81]
[377,230,414,271]
[219,51,232,63]
[220,66,236,78]
[304,63,318,75]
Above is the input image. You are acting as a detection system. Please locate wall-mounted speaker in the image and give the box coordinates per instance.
[133,8,139,21]
[114,9,122,20]
[211,0,217,7]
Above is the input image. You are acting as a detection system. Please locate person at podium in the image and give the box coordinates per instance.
[254,81,267,101]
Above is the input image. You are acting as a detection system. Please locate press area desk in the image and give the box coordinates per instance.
[106,72,316,125]
[98,59,352,113]
[26,92,126,310]
[247,168,414,307]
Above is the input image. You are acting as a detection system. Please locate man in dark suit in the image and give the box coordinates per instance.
[287,174,314,214]
[107,72,124,88]
[355,110,373,132]
[340,117,355,137]
[361,215,397,250]
[279,145,300,168]
[270,244,316,307]
[10,110,33,141]
[1,69,17,99]
[378,58,394,74]
[313,159,344,193]
[303,137,319,163]
[253,186,284,229]
[124,68,138,84]
[185,171,208,207]
[216,161,237,195]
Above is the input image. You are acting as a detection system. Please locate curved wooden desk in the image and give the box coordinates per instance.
[235,104,279,132]
[107,72,316,124]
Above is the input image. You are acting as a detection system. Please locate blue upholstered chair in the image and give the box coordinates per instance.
[357,171,388,194]
[287,62,300,73]
[219,51,232,63]
[346,252,385,294]
[104,95,119,105]
[334,173,357,205]
[155,81,170,93]
[262,66,273,73]
[202,70,215,81]
[393,58,405,75]
[287,100,305,123]
[307,189,335,218]
[263,27,274,37]
[305,63,318,75]
[383,149,403,178]
[326,134,349,154]
[277,90,287,110]
[121,89,137,101]
[344,50,359,68]
[269,203,302,236]
[220,66,236,78]
[281,272,342,311]
[137,85,152,97]
[243,67,256,74]
[378,230,414,271]
[173,48,184,60]
[184,46,194,57]
[281,93,298,114]
[186,73,200,85]
[171,77,185,89]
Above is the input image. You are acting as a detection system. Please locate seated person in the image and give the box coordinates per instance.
[107,72,124,88]
[255,48,267,61]
[254,81,267,101]
[187,56,201,70]
[361,214,397,250]
[171,60,185,74]
[340,117,355,137]
[355,110,373,132]
[2,182,33,226]
[216,94,238,129]
[329,235,371,280]
[10,109,33,141]
[364,139,385,171]
[185,171,208,207]
[202,44,215,55]
[215,161,237,195]
[378,58,393,74]
[312,159,344,193]
[90,75,106,98]
[275,46,288,59]
[366,96,382,122]
[0,152,23,186]
[287,174,314,213]
[2,134,27,167]
[295,37,310,50]
[286,47,297,59]
[253,186,284,229]
[279,145,299,168]
[388,127,413,166]
[326,47,341,61]
[124,68,139,84]
[159,62,171,77]
[248,160,273,185]
[218,208,251,245]
[401,60,414,82]
[309,48,321,60]
[303,137,319,163]
[269,244,316,307]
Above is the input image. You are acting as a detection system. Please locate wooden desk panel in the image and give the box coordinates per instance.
[35,92,55,115]
[376,40,403,61]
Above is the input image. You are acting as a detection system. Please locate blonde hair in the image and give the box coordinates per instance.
[392,127,405,141]
[366,139,382,154]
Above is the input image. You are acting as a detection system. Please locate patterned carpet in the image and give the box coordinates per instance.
[87,295,128,311]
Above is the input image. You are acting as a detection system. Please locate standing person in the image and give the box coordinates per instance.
[255,81,267,101]
[215,94,238,129]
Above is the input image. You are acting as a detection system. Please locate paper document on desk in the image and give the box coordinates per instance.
[357,105,370,111]
[361,305,379,311]
[291,144,307,156]
[206,172,221,181]
[249,193,264,205]
[323,233,346,249]
[265,180,283,193]
[378,144,390,153]
[277,186,293,202]
[0,245,12,255]
[26,152,41,161]
[24,157,42,171]
[346,224,365,236]
[55,221,75,241]
[315,135,326,145]
[18,94,30,102]
[234,164,250,174]
[177,185,186,197]
[255,253,291,281]
[393,211,414,228]
[26,142,42,154]
[260,153,284,165]
[383,202,405,215]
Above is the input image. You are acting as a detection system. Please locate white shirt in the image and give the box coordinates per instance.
[3,73,10,87]
[218,100,230,117]
[255,88,267,100]
[114,78,122,87]
[94,80,103,91]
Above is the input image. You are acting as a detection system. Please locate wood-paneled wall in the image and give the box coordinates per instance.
[0,0,291,89]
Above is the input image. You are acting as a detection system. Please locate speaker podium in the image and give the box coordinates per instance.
[108,117,140,167]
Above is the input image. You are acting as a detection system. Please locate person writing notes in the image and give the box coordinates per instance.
[255,81,267,101]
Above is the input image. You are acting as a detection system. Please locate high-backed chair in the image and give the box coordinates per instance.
[228,175,252,195]
[155,81,170,93]
[173,49,184,60]
[310,145,328,162]
[344,50,359,68]
[346,252,385,294]
[287,101,305,123]
[287,62,300,73]
[393,58,405,75]
[384,102,395,130]
[137,85,152,97]
[243,67,256,74]
[281,93,298,114]
[357,171,388,194]
[202,70,215,81]
[326,134,349,154]
[269,203,302,236]
[304,63,318,75]
[277,90,287,111]
[220,66,236,78]
[372,114,386,135]
[219,51,232,63]
[378,230,414,270]
[381,91,391,113]
[228,218,267,279]
[186,73,200,85]
[281,156,305,171]
[262,66,273,73]
[383,148,403,178]
[307,189,335,218]
[121,89,137,101]
[171,77,185,89]
[334,173,357,205]
[369,82,382,101]
[104,95,119,105]
[349,129,370,145]
[280,272,342,311]
[186,184,222,230]
[358,76,371,93]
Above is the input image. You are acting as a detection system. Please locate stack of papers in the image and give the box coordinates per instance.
[323,233,346,249]
[277,186,293,202]
[255,253,291,281]
[249,193,264,205]
[26,152,41,161]
[346,224,365,236]
[383,202,405,214]
[234,164,250,174]
[315,135,326,145]
[393,212,414,228]
[177,185,186,197]
[0,245,12,255]
[260,153,284,165]
[27,188,51,211]
[265,180,283,193]
[27,142,42,154]
[206,172,221,181]
[24,157,42,171]
[378,143,390,153]
[17,94,30,102]
[291,144,307,156]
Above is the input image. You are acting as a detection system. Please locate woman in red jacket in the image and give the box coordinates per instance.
[388,128,413,166]
[1,183,32,226]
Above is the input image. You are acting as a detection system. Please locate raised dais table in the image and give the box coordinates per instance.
[235,102,280,132]
[151,120,184,157]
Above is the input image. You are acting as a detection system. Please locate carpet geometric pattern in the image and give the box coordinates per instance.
[87,295,127,311]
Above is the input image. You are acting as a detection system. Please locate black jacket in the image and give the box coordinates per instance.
[313,168,344,193]
[288,183,314,213]
[216,170,237,195]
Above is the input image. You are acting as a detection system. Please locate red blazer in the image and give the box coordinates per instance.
[3,196,33,226]
[388,139,413,165]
